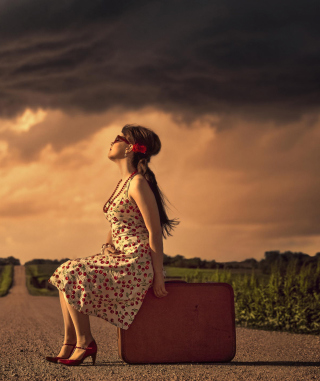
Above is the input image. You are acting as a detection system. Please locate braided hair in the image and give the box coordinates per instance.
[121,124,180,238]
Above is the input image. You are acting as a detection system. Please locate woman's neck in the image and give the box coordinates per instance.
[117,160,136,180]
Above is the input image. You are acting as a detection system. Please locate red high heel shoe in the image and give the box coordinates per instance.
[45,343,76,363]
[57,340,97,366]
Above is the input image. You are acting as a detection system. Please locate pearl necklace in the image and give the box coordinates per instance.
[103,170,138,213]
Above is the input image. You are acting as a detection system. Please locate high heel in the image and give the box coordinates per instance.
[45,343,76,363]
[57,340,97,366]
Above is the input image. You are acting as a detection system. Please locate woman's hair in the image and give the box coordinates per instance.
[121,123,180,239]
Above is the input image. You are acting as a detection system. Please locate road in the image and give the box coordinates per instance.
[0,266,319,380]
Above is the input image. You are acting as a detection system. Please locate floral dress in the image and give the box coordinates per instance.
[48,173,166,330]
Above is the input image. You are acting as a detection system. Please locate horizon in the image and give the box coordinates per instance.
[2,250,320,267]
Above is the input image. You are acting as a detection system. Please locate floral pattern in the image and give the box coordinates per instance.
[48,173,166,330]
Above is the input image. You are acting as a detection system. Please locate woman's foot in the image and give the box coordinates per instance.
[45,343,76,363]
[56,342,77,359]
[67,337,95,361]
[58,339,97,366]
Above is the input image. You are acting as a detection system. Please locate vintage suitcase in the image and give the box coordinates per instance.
[117,280,236,364]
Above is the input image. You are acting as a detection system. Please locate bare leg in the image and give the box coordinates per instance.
[56,291,77,358]
[64,296,94,360]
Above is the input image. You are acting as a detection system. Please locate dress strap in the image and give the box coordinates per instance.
[125,172,139,199]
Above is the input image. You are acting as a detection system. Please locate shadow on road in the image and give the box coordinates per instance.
[88,360,320,367]
[226,361,320,367]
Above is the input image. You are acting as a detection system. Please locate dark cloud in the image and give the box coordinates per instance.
[0,0,319,122]
[0,110,117,161]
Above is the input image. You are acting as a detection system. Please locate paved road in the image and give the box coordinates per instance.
[0,266,319,381]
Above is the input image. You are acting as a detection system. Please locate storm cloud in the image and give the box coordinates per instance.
[0,0,319,122]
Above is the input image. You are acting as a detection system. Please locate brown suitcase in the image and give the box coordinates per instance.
[117,280,236,364]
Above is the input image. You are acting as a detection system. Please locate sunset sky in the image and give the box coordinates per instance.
[1,1,319,265]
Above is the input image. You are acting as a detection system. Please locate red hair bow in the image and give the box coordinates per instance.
[132,143,147,154]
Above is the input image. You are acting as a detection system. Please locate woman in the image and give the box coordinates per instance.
[46,124,179,366]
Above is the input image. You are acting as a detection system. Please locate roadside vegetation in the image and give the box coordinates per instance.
[174,259,320,335]
[0,265,14,297]
[25,263,61,296]
[20,252,320,334]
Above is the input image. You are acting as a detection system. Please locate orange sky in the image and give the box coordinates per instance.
[1,1,319,264]
[1,107,319,265]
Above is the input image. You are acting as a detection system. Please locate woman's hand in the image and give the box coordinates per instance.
[101,243,122,256]
[153,272,169,298]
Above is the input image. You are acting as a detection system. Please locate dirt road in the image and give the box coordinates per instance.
[0,266,319,381]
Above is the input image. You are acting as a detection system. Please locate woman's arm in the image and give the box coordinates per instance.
[104,226,120,254]
[129,175,168,298]
[105,228,113,245]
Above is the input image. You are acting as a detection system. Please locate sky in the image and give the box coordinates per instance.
[0,0,319,265]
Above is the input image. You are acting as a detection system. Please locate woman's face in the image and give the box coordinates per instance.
[108,133,131,161]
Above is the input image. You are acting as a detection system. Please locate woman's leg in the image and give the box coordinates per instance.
[56,291,77,358]
[64,296,95,360]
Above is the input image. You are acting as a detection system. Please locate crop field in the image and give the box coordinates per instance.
[25,264,59,296]
[0,265,14,297]
[175,260,320,335]
[24,259,320,334]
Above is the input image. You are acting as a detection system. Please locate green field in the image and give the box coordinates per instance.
[24,260,320,334]
[165,266,269,284]
[0,265,14,297]
[25,264,59,296]
[167,263,320,335]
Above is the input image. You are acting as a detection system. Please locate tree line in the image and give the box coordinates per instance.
[1,250,320,274]
[163,250,320,274]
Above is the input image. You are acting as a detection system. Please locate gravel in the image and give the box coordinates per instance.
[0,266,319,381]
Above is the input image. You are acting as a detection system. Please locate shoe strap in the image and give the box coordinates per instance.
[63,343,76,346]
[75,345,93,350]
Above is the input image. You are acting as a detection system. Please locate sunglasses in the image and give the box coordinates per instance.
[111,135,130,145]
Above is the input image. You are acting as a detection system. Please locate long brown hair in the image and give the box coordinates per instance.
[122,124,180,239]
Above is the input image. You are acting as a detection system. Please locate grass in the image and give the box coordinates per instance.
[0,265,14,297]
[25,264,59,297]
[233,260,320,335]
[23,260,320,334]
[165,266,269,283]
[172,260,320,335]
